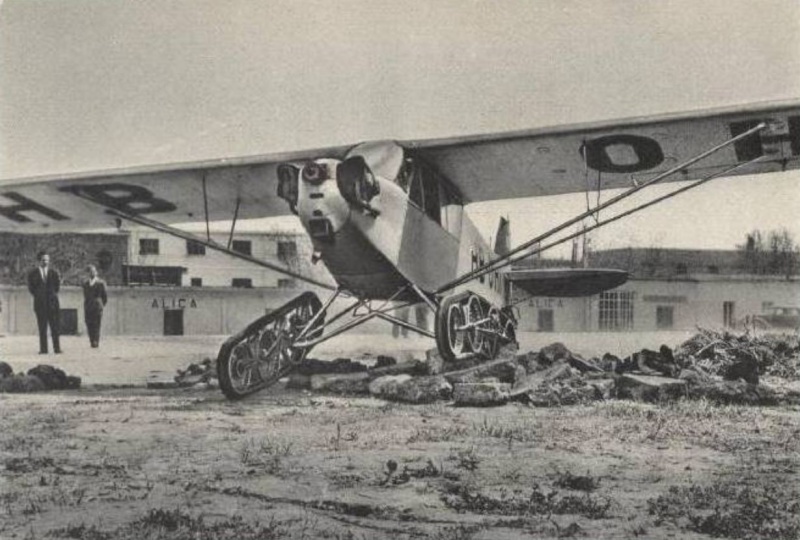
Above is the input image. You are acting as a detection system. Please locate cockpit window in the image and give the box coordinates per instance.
[400,154,462,235]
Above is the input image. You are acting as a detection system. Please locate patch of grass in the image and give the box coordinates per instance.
[407,424,470,444]
[449,447,481,472]
[472,417,537,443]
[648,481,800,539]
[552,470,601,492]
[239,437,293,473]
[442,482,612,519]
[48,509,287,540]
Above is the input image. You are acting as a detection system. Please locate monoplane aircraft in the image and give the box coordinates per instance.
[1,100,798,398]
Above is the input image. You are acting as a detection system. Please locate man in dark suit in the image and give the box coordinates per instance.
[82,264,108,348]
[27,251,62,354]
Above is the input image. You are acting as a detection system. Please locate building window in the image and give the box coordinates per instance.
[96,249,113,272]
[598,291,635,331]
[707,265,719,274]
[231,240,252,256]
[123,265,182,286]
[277,241,297,260]
[186,240,206,256]
[277,278,297,289]
[139,238,159,255]
[723,301,736,328]
[675,263,688,275]
[190,277,202,287]
[656,306,674,329]
[231,278,252,288]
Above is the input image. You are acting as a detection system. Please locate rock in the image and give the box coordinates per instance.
[443,358,520,385]
[723,350,759,385]
[370,375,452,404]
[567,355,604,373]
[453,382,510,407]
[174,373,206,387]
[537,343,573,366]
[368,374,413,396]
[375,355,397,368]
[0,361,12,379]
[369,359,426,377]
[678,366,714,386]
[615,374,687,402]
[296,357,368,376]
[310,372,371,394]
[27,365,69,390]
[590,378,615,400]
[0,374,45,393]
[64,376,81,389]
[600,353,622,372]
[628,348,679,377]
[688,380,779,405]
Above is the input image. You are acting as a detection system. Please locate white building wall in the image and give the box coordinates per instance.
[124,228,331,288]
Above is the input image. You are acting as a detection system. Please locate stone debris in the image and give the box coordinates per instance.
[0,363,81,393]
[453,381,510,407]
[123,328,800,407]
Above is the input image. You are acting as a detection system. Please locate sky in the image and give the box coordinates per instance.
[1,0,799,256]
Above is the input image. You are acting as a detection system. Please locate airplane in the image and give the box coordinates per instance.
[0,100,798,399]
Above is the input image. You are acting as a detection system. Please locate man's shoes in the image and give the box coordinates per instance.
[39,350,47,355]
[54,349,62,354]
[90,342,98,348]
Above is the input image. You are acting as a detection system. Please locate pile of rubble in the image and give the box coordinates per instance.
[287,330,800,407]
[0,362,81,393]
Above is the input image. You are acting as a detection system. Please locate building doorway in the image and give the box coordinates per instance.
[537,309,554,332]
[59,309,78,336]
[164,309,184,336]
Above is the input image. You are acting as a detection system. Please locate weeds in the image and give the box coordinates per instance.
[648,481,800,539]
[473,417,536,444]
[48,508,287,540]
[449,447,481,471]
[239,437,293,473]
[407,424,469,443]
[441,482,612,519]
[552,470,601,492]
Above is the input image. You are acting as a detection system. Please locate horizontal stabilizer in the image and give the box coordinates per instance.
[505,268,628,297]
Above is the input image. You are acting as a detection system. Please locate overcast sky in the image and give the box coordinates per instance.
[1,0,799,254]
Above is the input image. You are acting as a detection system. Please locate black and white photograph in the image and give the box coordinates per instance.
[1,1,799,538]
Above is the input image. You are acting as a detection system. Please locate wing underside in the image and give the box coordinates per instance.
[406,100,800,203]
[0,100,797,232]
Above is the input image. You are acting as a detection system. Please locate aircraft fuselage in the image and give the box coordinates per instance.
[280,141,505,304]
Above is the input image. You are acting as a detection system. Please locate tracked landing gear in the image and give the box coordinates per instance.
[435,292,517,362]
[217,292,324,399]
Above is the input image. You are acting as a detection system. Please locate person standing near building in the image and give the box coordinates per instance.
[82,265,107,348]
[27,251,62,354]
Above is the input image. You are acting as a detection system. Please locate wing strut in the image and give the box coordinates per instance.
[69,192,336,290]
[435,122,768,294]
[227,196,241,250]
[201,173,211,242]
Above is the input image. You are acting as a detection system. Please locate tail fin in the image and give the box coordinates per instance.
[494,217,510,256]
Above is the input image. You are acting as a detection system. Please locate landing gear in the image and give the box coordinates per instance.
[217,292,324,399]
[435,292,517,362]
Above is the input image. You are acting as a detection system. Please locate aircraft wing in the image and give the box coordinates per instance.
[0,145,351,232]
[404,100,800,203]
[506,268,629,298]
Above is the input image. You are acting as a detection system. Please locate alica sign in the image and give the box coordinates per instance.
[151,297,198,309]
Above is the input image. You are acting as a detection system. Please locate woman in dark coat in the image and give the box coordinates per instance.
[82,265,108,348]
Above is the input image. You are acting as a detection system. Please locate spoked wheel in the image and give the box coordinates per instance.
[481,306,502,359]
[436,294,468,362]
[465,295,485,354]
[217,292,324,400]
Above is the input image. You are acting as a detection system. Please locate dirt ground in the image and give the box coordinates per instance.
[1,333,799,539]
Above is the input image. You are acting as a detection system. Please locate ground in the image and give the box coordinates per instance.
[1,333,799,539]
